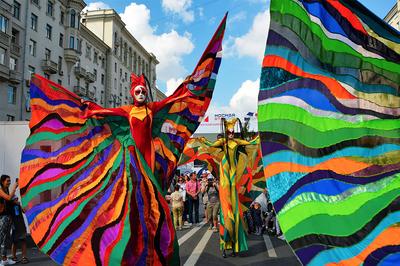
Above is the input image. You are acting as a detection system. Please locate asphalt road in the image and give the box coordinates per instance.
[177,222,300,266]
[15,221,299,266]
[15,204,299,265]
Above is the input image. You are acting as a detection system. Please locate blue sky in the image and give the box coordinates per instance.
[85,0,397,117]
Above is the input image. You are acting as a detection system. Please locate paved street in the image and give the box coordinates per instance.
[15,222,299,266]
[177,222,299,266]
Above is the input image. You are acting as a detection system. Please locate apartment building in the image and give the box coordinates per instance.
[384,1,400,30]
[81,9,160,106]
[0,0,162,121]
[0,0,26,121]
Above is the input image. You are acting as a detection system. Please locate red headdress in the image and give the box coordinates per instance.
[130,73,148,99]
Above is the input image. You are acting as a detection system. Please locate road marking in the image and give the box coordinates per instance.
[178,222,205,245]
[263,234,277,257]
[183,228,213,266]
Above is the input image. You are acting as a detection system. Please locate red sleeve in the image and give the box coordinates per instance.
[82,101,129,119]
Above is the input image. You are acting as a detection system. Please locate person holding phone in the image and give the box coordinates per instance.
[0,175,18,265]
[202,177,219,232]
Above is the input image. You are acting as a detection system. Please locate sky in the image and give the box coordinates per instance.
[84,0,397,123]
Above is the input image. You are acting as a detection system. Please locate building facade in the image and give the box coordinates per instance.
[384,0,400,30]
[0,0,162,121]
[81,9,160,106]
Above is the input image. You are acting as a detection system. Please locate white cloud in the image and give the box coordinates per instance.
[119,3,194,83]
[206,79,259,116]
[226,9,270,63]
[196,79,260,133]
[229,79,259,114]
[165,78,184,96]
[162,0,194,23]
[228,11,247,25]
[83,1,110,12]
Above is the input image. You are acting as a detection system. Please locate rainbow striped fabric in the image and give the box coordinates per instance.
[258,0,400,265]
[20,15,226,265]
[178,137,266,210]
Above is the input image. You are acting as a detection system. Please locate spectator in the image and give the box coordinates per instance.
[265,201,276,234]
[177,176,187,223]
[186,172,201,225]
[200,171,209,222]
[0,175,18,265]
[202,177,219,232]
[10,181,28,264]
[170,185,184,231]
[251,202,263,235]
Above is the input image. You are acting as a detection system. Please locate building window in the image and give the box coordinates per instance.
[45,48,51,61]
[124,72,127,81]
[0,47,5,65]
[28,65,35,76]
[101,58,105,68]
[114,62,117,73]
[58,56,62,72]
[11,28,19,44]
[93,69,97,79]
[101,74,104,85]
[69,36,74,49]
[29,39,36,56]
[77,38,81,52]
[44,73,50,79]
[13,1,21,20]
[31,0,39,6]
[59,33,63,47]
[47,1,54,17]
[6,115,15,121]
[85,44,91,59]
[31,13,38,31]
[94,51,98,64]
[0,15,8,33]
[60,10,64,25]
[9,57,16,71]
[57,79,62,85]
[8,86,17,104]
[46,24,52,40]
[70,9,76,28]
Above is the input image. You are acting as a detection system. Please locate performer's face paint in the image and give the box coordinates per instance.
[132,85,147,104]
[227,129,234,139]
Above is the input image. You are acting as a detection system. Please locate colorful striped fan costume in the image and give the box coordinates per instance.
[179,136,265,210]
[258,0,400,265]
[19,15,227,265]
[182,119,261,253]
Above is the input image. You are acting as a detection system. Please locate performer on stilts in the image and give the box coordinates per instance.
[19,15,227,266]
[199,118,259,258]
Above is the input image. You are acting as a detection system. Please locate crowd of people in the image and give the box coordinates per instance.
[0,175,28,265]
[167,170,220,231]
[167,169,284,241]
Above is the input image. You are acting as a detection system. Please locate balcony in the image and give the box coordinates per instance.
[73,86,87,97]
[9,70,21,84]
[41,59,58,74]
[74,66,86,77]
[10,43,21,57]
[0,64,9,81]
[85,71,96,83]
[0,0,12,13]
[64,48,79,64]
[0,31,10,46]
[87,90,95,100]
